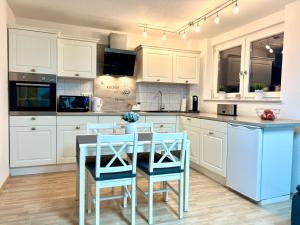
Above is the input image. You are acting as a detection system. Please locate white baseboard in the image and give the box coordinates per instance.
[259,195,291,205]
[10,163,77,176]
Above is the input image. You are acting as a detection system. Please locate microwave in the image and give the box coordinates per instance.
[9,72,57,115]
[58,95,90,112]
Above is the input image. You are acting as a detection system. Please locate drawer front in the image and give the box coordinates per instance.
[146,116,177,124]
[10,116,56,127]
[98,116,146,124]
[57,116,98,126]
[153,123,176,133]
[181,116,201,128]
[201,119,227,133]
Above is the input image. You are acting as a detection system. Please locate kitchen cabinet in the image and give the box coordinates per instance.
[10,126,56,167]
[9,28,57,74]
[173,52,200,84]
[135,45,200,84]
[146,116,178,132]
[57,38,97,79]
[200,130,227,176]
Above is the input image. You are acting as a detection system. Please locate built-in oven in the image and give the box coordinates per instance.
[9,72,57,115]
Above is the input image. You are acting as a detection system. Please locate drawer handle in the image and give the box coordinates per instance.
[31,127,36,131]
[208,131,214,135]
[30,68,36,72]
[76,126,80,130]
[160,124,164,128]
[75,73,80,77]
[185,80,189,83]
[187,118,191,121]
[120,125,126,129]
[31,117,36,121]
[156,79,160,82]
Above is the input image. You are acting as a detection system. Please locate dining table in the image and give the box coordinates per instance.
[76,133,190,225]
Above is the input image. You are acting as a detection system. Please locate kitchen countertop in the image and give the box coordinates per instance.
[56,111,300,128]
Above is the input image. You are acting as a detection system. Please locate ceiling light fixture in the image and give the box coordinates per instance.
[269,49,274,53]
[265,45,271,49]
[233,1,239,14]
[195,23,201,32]
[214,13,220,24]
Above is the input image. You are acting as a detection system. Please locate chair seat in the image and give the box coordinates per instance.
[86,157,136,181]
[136,153,184,176]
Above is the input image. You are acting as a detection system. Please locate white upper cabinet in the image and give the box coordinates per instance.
[173,52,200,84]
[136,47,173,82]
[135,45,200,84]
[58,38,97,79]
[9,28,57,74]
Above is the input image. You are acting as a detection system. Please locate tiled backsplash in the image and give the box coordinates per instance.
[57,78,93,96]
[136,83,188,111]
[57,77,188,112]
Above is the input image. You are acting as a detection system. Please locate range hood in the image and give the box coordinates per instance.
[102,33,136,76]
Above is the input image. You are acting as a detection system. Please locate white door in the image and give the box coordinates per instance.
[143,49,173,82]
[9,29,57,74]
[58,39,97,79]
[57,125,86,164]
[185,127,200,164]
[10,126,56,167]
[173,52,200,84]
[200,130,227,176]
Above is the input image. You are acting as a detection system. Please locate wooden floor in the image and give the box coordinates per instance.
[0,170,291,225]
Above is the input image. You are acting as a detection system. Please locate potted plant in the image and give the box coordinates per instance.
[218,85,227,99]
[122,112,140,134]
[253,83,265,100]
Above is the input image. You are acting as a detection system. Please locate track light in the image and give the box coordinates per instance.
[233,1,239,14]
[143,27,147,37]
[162,32,166,41]
[195,23,201,32]
[269,49,274,53]
[214,13,220,24]
[182,31,187,40]
[265,45,270,50]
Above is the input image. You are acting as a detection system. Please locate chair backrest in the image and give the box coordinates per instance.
[95,133,139,177]
[148,132,188,173]
[133,122,154,133]
[86,123,117,135]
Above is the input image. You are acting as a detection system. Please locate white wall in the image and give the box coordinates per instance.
[0,0,10,188]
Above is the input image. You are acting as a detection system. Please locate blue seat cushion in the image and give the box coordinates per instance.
[136,153,184,176]
[86,156,136,181]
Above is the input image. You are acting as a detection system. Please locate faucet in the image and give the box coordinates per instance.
[157,90,165,111]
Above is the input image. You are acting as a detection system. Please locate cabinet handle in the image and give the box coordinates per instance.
[31,127,36,131]
[120,125,126,129]
[185,80,189,83]
[208,131,214,135]
[30,68,36,72]
[187,118,191,121]
[160,124,164,128]
[75,73,80,77]
[156,79,160,82]
[76,126,80,130]
[31,117,36,121]
[243,70,247,75]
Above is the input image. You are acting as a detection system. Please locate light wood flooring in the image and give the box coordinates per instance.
[0,170,291,225]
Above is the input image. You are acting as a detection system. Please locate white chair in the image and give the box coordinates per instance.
[86,123,117,135]
[136,132,188,225]
[86,133,139,225]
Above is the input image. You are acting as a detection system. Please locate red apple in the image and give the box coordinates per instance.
[264,109,273,115]
[266,113,275,120]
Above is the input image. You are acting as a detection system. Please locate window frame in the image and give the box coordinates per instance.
[243,24,284,98]
[212,24,284,100]
[213,38,246,98]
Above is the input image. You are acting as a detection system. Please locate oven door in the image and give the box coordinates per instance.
[9,81,56,113]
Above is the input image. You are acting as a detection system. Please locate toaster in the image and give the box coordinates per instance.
[217,104,237,116]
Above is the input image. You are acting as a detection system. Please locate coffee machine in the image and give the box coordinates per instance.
[188,95,199,113]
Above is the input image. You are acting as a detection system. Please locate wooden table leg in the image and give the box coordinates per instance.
[79,148,86,225]
[184,141,190,212]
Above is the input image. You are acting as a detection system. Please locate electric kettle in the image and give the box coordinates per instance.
[91,97,103,112]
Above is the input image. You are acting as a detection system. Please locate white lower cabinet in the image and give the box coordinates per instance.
[200,130,227,176]
[185,127,201,164]
[57,125,87,164]
[10,126,56,167]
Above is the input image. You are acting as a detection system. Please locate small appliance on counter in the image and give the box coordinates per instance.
[180,97,187,112]
[217,104,237,116]
[58,95,90,112]
[91,97,103,112]
[131,103,141,111]
[188,95,199,113]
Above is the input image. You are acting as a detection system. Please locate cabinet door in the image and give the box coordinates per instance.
[173,52,200,84]
[58,39,97,79]
[153,123,176,133]
[185,127,201,164]
[57,125,87,164]
[9,29,57,74]
[10,126,56,167]
[200,130,227,176]
[143,49,173,82]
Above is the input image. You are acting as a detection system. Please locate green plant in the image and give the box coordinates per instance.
[253,83,265,91]
[218,85,226,92]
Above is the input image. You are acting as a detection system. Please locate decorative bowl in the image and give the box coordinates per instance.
[256,108,280,121]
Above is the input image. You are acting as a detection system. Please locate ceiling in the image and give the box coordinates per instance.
[7,0,296,39]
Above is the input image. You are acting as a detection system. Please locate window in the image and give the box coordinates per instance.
[248,33,283,92]
[217,46,242,93]
[213,24,284,99]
